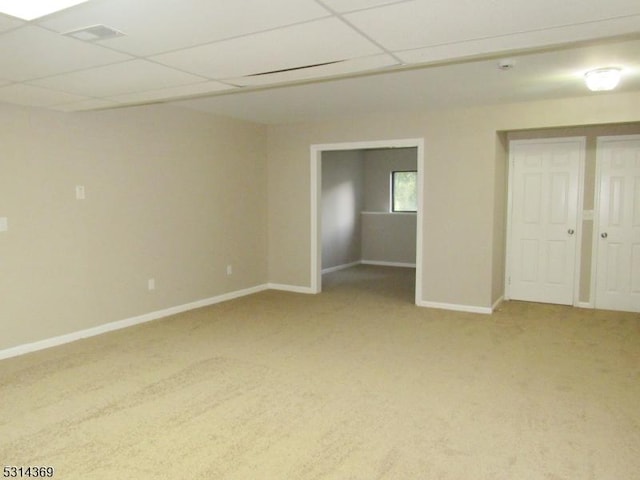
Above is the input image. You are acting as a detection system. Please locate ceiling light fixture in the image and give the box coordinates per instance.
[584,67,622,92]
[0,0,89,21]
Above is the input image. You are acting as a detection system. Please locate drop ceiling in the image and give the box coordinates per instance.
[0,0,638,123]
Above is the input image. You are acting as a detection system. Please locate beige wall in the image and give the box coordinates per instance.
[0,103,267,350]
[267,91,640,309]
[361,213,416,265]
[321,150,364,269]
[363,148,417,212]
[4,89,640,351]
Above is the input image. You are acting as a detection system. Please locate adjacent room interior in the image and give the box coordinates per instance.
[1,1,639,478]
[320,146,418,301]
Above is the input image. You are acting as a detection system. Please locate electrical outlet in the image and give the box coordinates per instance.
[75,185,85,200]
[226,265,233,276]
[148,278,155,291]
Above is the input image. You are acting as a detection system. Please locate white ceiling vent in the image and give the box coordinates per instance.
[63,25,126,42]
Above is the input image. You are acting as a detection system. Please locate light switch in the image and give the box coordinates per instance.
[0,217,7,232]
[75,185,85,200]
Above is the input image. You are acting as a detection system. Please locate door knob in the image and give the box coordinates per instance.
[568,229,575,235]
[601,232,608,238]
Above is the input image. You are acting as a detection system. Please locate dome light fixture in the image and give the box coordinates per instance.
[584,67,622,92]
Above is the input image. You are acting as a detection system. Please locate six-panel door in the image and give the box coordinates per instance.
[508,139,583,305]
[595,135,640,312]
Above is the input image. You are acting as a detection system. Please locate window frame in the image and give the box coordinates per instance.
[391,170,418,213]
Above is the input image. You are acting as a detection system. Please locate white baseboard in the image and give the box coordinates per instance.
[321,261,361,274]
[361,260,416,268]
[417,300,492,315]
[267,283,315,294]
[492,296,504,311]
[0,284,269,361]
[576,301,594,309]
[1,282,496,360]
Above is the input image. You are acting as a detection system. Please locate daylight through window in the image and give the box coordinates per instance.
[392,170,417,212]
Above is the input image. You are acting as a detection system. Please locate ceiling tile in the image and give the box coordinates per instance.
[228,54,398,87]
[29,60,207,97]
[0,26,131,81]
[345,0,640,52]
[318,0,409,13]
[152,18,383,79]
[398,14,640,65]
[109,81,235,104]
[51,98,120,112]
[0,13,24,32]
[0,84,88,107]
[172,36,640,124]
[39,0,330,56]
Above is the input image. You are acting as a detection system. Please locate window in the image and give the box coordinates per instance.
[391,170,417,212]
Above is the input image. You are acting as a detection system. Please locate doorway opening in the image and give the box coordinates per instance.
[310,138,425,305]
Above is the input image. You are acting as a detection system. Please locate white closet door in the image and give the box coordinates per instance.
[595,135,640,312]
[507,138,583,305]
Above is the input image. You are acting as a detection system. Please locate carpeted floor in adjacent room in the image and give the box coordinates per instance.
[1,265,639,479]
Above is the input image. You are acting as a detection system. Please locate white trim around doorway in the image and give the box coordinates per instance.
[310,138,425,305]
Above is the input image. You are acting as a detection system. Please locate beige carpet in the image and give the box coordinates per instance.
[1,265,639,479]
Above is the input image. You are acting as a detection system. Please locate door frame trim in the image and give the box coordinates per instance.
[310,138,424,305]
[592,134,640,309]
[505,137,586,305]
